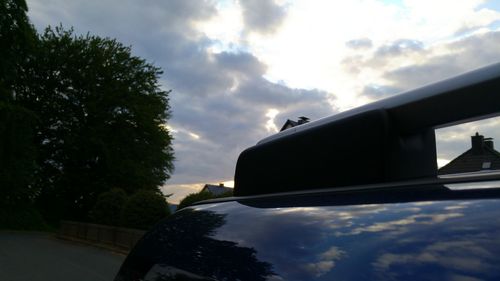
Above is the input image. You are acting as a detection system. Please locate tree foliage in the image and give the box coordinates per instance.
[0,0,36,101]
[0,103,37,202]
[0,202,48,231]
[0,1,174,226]
[121,190,170,230]
[89,188,127,226]
[14,26,174,221]
[0,0,38,207]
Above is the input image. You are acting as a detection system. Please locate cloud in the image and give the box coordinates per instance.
[28,0,216,44]
[368,201,500,280]
[302,261,334,277]
[238,0,287,34]
[336,213,463,237]
[345,38,373,49]
[374,39,424,57]
[373,239,498,279]
[302,246,345,277]
[363,31,500,91]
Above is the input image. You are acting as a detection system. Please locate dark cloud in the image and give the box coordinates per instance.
[345,38,373,49]
[239,0,287,34]
[341,55,365,74]
[384,57,461,90]
[374,39,424,57]
[216,51,267,76]
[342,39,426,73]
[385,31,500,89]
[28,0,216,46]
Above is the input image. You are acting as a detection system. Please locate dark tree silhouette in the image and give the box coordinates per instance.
[0,0,36,101]
[89,188,127,226]
[15,26,174,222]
[0,0,38,204]
[121,190,171,230]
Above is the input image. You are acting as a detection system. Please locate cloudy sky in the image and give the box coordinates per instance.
[26,0,500,203]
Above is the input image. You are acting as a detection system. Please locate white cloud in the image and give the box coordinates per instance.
[265,108,280,133]
[302,246,345,277]
[337,213,463,236]
[373,238,498,279]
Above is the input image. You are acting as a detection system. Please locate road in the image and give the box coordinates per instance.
[0,232,125,281]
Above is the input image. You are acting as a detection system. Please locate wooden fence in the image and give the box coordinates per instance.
[58,221,146,253]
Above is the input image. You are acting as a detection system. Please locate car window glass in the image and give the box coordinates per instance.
[436,116,500,176]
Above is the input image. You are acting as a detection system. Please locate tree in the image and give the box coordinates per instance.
[177,190,233,210]
[89,188,127,226]
[0,0,38,204]
[15,26,174,222]
[0,0,37,101]
[121,190,170,230]
[0,103,37,202]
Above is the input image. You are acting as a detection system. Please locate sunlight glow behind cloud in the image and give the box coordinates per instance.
[265,108,280,132]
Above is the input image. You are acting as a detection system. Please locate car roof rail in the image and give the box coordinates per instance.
[234,62,500,196]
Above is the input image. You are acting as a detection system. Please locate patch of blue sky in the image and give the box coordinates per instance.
[478,0,500,12]
[489,20,500,31]
[214,0,234,9]
[379,0,405,7]
[210,39,250,54]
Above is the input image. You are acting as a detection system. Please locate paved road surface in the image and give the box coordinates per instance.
[0,232,125,281]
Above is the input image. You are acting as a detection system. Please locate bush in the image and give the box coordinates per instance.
[121,190,170,230]
[0,102,38,202]
[89,188,127,226]
[0,203,49,231]
[177,190,233,210]
[177,191,214,210]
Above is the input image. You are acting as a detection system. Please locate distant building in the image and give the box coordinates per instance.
[201,183,233,196]
[438,133,500,175]
[280,116,310,132]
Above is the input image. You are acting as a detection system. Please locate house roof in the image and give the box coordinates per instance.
[280,119,298,132]
[280,117,310,132]
[438,133,500,175]
[201,184,233,196]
